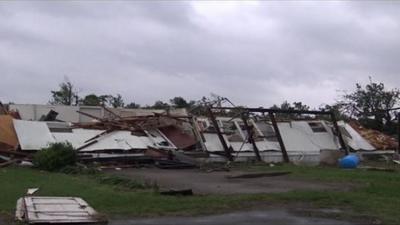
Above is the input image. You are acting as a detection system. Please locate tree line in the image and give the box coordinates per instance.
[49,78,198,109]
[49,77,399,135]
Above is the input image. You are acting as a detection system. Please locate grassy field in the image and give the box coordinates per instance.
[0,167,261,217]
[242,163,400,224]
[1,164,400,224]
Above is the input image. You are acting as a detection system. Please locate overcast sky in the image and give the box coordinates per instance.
[0,1,399,108]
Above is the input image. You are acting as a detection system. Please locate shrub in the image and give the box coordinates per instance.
[33,142,77,171]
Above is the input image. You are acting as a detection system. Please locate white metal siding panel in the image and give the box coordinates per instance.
[278,122,339,152]
[52,129,105,149]
[80,131,148,151]
[13,120,55,150]
[338,122,375,151]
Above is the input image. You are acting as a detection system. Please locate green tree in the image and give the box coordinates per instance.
[341,78,400,132]
[293,101,310,111]
[152,100,170,109]
[109,94,125,108]
[126,102,141,109]
[170,96,188,108]
[49,78,78,105]
[270,101,311,119]
[98,95,112,106]
[81,94,101,106]
[317,103,347,121]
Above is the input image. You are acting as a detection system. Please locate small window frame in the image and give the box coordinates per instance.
[308,122,327,133]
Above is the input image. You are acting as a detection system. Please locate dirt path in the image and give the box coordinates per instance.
[110,209,358,225]
[107,168,351,194]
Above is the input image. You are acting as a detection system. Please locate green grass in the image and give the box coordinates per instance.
[1,164,400,224]
[0,167,263,217]
[239,163,400,224]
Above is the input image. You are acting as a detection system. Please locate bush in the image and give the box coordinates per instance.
[60,164,99,175]
[33,142,77,171]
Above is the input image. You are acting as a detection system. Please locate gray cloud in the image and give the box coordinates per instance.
[0,1,399,107]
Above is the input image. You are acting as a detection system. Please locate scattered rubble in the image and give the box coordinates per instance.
[26,188,39,195]
[159,189,193,196]
[225,171,291,179]
[348,121,398,150]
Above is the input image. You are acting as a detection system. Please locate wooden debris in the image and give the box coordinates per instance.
[226,171,291,179]
[0,159,19,168]
[160,189,193,196]
[358,166,396,172]
[154,159,197,169]
[348,121,398,150]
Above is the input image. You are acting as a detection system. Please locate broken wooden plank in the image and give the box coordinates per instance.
[269,112,289,163]
[226,171,291,179]
[160,189,193,196]
[0,159,19,168]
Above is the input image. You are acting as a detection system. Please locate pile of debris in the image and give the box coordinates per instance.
[0,104,201,168]
[348,121,398,150]
[0,111,31,167]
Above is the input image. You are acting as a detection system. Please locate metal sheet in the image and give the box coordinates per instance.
[278,121,339,152]
[13,119,55,150]
[203,133,226,152]
[145,129,176,149]
[80,131,148,151]
[22,196,104,224]
[53,129,105,149]
[338,121,375,151]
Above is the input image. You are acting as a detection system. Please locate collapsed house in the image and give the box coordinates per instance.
[0,103,398,165]
[197,117,379,162]
[6,104,197,165]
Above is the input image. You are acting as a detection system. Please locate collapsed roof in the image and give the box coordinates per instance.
[198,117,376,153]
[13,120,188,152]
[9,104,188,123]
[2,104,397,164]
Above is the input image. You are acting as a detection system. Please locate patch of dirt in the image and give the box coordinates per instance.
[109,207,368,225]
[107,168,354,194]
